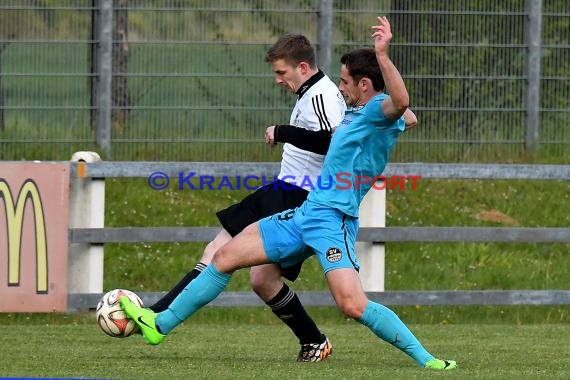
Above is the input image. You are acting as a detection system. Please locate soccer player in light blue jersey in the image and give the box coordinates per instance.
[121,16,456,371]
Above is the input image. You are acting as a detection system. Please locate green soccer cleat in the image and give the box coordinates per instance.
[424,358,457,370]
[119,296,166,345]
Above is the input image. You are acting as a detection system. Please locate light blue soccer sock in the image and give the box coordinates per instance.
[358,300,434,367]
[156,264,231,334]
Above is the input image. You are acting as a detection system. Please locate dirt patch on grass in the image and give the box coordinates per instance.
[475,209,519,225]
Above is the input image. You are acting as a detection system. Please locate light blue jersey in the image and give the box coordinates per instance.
[259,92,406,274]
[308,93,405,217]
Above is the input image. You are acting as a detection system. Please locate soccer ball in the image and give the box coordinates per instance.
[96,288,143,338]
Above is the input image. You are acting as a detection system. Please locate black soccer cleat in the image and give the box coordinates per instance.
[297,335,333,362]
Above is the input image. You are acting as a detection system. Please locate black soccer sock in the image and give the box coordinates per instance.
[266,283,323,344]
[149,262,207,312]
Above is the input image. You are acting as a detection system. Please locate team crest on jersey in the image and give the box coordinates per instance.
[326,247,342,263]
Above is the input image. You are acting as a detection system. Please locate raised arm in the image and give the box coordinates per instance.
[372,16,409,120]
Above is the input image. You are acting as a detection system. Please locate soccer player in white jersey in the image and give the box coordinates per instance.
[122,17,456,370]
[147,34,345,361]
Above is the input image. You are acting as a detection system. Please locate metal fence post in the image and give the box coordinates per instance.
[97,0,113,158]
[356,181,386,291]
[525,0,542,156]
[317,0,333,75]
[68,152,105,295]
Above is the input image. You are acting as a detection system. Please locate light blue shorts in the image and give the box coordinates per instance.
[258,200,360,274]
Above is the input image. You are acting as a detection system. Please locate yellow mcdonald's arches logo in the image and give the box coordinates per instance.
[0,179,48,293]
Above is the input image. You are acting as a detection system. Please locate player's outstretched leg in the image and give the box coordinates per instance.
[120,296,166,345]
[359,301,457,370]
[149,262,207,312]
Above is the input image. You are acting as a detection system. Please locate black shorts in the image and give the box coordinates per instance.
[216,180,309,281]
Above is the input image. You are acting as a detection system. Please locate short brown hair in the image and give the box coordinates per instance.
[340,48,385,92]
[265,34,316,68]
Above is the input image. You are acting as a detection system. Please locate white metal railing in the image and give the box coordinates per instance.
[65,158,570,309]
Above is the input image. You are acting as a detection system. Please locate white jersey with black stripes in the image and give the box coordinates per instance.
[278,73,346,190]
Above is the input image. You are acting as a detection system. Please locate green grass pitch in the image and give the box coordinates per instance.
[1,310,569,379]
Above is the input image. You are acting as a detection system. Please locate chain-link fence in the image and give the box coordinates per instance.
[0,0,568,162]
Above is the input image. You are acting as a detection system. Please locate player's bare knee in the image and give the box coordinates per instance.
[249,268,266,293]
[202,240,217,262]
[338,303,362,319]
[250,266,282,298]
[211,245,235,274]
[336,298,365,319]
[203,229,232,264]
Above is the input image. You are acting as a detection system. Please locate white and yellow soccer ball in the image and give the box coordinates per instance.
[96,289,143,338]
